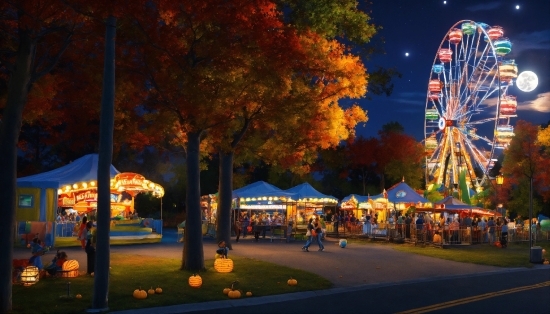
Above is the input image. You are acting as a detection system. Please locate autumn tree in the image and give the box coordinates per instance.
[375,123,424,189]
[501,121,550,217]
[345,136,379,194]
[0,2,86,310]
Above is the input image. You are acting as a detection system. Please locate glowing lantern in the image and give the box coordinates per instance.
[487,26,503,40]
[21,266,39,286]
[188,274,202,288]
[438,49,452,63]
[61,260,79,278]
[428,80,442,93]
[214,258,234,273]
[448,28,462,44]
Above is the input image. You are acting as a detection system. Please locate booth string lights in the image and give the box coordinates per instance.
[21,266,40,286]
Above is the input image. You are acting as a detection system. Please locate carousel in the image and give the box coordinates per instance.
[16,154,164,246]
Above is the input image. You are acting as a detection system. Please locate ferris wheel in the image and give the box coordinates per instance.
[424,20,518,191]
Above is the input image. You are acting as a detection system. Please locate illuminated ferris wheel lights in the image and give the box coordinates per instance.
[424,20,519,188]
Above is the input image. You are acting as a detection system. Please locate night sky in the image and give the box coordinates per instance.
[354,0,550,141]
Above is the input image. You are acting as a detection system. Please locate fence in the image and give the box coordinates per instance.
[324,221,550,246]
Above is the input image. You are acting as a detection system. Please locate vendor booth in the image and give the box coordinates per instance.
[284,182,338,232]
[233,181,295,240]
[16,154,164,246]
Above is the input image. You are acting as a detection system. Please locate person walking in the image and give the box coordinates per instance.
[85,221,95,275]
[234,216,243,242]
[301,218,314,252]
[78,216,88,249]
[314,217,325,251]
[487,217,496,245]
[501,219,509,248]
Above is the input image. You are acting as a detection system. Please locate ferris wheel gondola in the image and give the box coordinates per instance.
[424,21,518,191]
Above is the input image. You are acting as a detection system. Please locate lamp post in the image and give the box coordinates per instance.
[496,174,504,217]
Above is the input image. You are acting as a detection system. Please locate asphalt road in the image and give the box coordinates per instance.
[13,230,550,313]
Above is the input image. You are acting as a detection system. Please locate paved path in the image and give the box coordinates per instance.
[14,230,501,288]
[16,230,536,313]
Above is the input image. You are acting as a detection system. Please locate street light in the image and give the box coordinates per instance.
[496,174,504,216]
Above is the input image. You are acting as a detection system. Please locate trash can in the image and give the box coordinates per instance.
[530,246,543,263]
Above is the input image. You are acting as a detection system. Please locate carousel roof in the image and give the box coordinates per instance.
[284,183,338,203]
[17,154,120,189]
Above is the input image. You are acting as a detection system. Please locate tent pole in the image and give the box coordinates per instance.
[161,197,163,221]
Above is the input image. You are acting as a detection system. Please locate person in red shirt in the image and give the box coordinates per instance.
[78,216,88,249]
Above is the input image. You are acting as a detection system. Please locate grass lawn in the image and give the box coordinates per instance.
[12,255,332,314]
[348,239,550,268]
[392,241,550,268]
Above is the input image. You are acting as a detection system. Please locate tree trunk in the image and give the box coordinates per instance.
[217,151,234,249]
[0,32,34,313]
[182,131,205,271]
[91,15,116,311]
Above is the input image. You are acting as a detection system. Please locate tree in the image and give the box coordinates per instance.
[501,120,550,242]
[346,136,379,194]
[0,2,84,310]
[376,123,424,189]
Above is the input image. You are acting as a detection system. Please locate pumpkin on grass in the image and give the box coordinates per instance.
[246,291,252,297]
[133,288,147,299]
[189,274,202,288]
[223,287,231,295]
[155,286,163,294]
[227,281,241,299]
[214,257,234,273]
[287,277,298,286]
[148,287,156,295]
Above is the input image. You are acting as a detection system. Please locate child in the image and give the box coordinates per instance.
[29,236,49,270]
[216,240,228,258]
[45,250,68,276]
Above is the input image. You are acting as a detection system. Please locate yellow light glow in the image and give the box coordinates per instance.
[90,181,96,187]
[82,182,87,188]
[57,189,62,194]
[73,184,78,189]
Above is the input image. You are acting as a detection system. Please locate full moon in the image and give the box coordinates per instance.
[405,52,409,57]
[516,71,538,92]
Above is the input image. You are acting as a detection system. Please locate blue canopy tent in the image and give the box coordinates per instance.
[285,182,338,203]
[233,181,294,200]
[16,154,120,246]
[285,182,338,226]
[385,180,431,221]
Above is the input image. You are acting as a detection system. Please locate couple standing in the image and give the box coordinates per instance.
[301,217,325,252]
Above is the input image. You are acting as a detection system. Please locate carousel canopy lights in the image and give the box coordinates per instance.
[57,172,165,198]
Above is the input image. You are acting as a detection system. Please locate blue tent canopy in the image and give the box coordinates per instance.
[386,181,430,203]
[284,183,338,203]
[17,154,120,189]
[232,181,294,199]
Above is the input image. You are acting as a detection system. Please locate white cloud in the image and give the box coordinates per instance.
[466,2,502,11]
[510,30,550,55]
[517,92,550,113]
[393,92,426,106]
